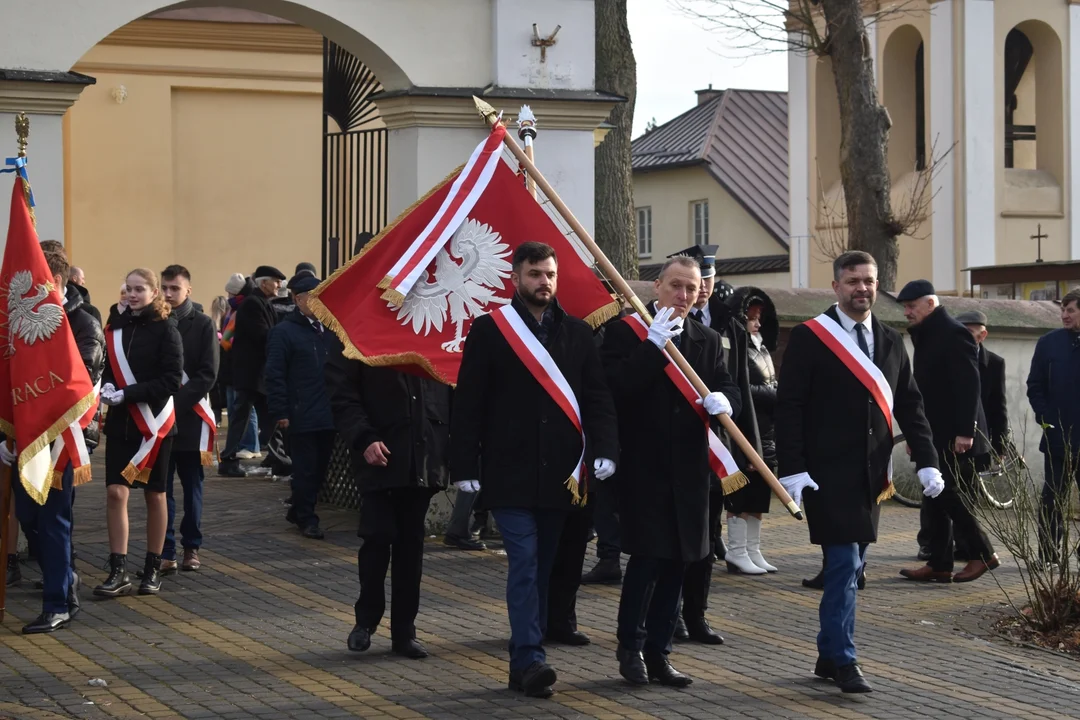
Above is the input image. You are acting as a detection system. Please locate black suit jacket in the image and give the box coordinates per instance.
[775,306,937,545]
[172,306,220,452]
[450,296,618,512]
[909,306,989,457]
[978,345,1009,451]
[602,304,742,562]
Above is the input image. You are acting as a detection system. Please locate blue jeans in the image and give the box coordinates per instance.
[491,508,567,671]
[226,386,259,453]
[163,451,205,561]
[818,543,868,667]
[13,463,74,614]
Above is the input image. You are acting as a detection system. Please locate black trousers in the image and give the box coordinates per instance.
[926,451,994,572]
[222,389,271,461]
[288,430,336,529]
[546,504,592,635]
[1038,450,1080,561]
[617,555,686,656]
[682,486,723,621]
[354,487,435,640]
[592,475,621,560]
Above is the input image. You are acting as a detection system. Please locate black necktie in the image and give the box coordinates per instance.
[692,309,704,324]
[855,323,871,360]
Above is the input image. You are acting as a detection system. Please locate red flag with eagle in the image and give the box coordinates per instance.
[310,125,621,385]
[0,175,97,504]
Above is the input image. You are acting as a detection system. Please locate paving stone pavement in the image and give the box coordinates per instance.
[3,449,1080,719]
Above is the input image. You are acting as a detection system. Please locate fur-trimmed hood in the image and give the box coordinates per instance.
[725,286,778,352]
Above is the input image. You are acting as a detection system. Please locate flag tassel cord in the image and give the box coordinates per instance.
[471,97,803,522]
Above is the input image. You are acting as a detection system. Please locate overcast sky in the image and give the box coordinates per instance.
[627,0,788,138]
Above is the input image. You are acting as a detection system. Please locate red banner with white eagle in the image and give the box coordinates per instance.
[311,128,620,385]
[0,175,97,504]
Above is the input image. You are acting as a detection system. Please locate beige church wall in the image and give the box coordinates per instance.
[632,166,785,264]
[66,31,324,312]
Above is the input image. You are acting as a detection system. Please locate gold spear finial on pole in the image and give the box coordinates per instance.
[15,112,29,158]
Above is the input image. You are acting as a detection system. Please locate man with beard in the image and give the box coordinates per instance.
[451,242,618,699]
[897,280,999,583]
[602,255,740,687]
[775,251,941,692]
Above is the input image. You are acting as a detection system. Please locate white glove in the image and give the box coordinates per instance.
[646,306,683,349]
[696,391,732,417]
[454,480,480,493]
[102,388,124,406]
[101,382,116,397]
[779,472,819,508]
[0,442,16,467]
[917,467,945,498]
[593,458,616,481]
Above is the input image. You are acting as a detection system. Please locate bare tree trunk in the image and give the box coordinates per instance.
[820,0,899,290]
[595,0,638,279]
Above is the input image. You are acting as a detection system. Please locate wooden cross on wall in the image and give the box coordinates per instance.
[1031,224,1047,263]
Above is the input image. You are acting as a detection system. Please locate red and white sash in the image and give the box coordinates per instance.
[803,310,895,498]
[105,328,176,484]
[49,382,99,489]
[182,370,217,466]
[489,305,589,505]
[623,314,742,484]
[379,124,507,303]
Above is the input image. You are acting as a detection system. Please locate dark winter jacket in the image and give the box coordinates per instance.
[264,309,334,434]
[102,309,184,440]
[65,284,106,448]
[1027,327,1080,456]
[325,335,451,493]
[171,300,220,452]
[72,283,102,327]
[231,285,278,393]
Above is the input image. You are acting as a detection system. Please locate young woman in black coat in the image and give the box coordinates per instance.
[94,269,184,598]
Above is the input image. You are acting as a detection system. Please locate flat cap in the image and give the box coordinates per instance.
[253,265,287,281]
[896,279,935,303]
[955,310,988,326]
[287,273,320,295]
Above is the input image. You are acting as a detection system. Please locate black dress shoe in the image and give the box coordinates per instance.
[6,554,20,587]
[814,656,836,680]
[285,508,299,527]
[917,547,932,562]
[581,557,622,584]
[443,534,486,551]
[347,624,372,652]
[835,662,873,693]
[545,628,591,646]
[508,668,554,698]
[685,617,724,645]
[520,661,557,698]
[802,569,824,589]
[673,615,689,641]
[391,638,429,659]
[616,646,649,685]
[22,611,70,634]
[643,652,693,688]
[217,460,247,478]
[301,524,325,540]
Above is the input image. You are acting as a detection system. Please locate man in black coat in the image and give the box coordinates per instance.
[602,255,740,688]
[265,273,335,539]
[160,266,219,574]
[451,242,618,699]
[326,343,450,661]
[218,265,285,477]
[776,252,941,693]
[916,310,1011,559]
[897,281,999,584]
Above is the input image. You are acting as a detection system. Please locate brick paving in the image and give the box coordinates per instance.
[3,448,1080,719]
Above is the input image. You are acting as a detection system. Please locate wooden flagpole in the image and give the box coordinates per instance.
[473,97,803,521]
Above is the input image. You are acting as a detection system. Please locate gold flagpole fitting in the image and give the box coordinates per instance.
[15,112,29,157]
[517,105,538,199]
[470,96,803,521]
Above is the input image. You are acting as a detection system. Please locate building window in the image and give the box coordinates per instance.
[915,42,926,171]
[692,200,709,245]
[636,207,652,257]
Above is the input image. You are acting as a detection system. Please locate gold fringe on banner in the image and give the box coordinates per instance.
[199,451,214,467]
[565,476,587,507]
[71,464,92,487]
[379,286,406,307]
[721,471,749,495]
[376,274,393,290]
[876,483,896,504]
[121,463,152,485]
[583,299,621,331]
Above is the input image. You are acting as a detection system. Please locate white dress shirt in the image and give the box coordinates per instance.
[694,302,712,327]
[835,306,875,361]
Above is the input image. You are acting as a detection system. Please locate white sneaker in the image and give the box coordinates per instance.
[236,450,256,459]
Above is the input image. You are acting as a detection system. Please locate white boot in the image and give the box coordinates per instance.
[745,516,777,573]
[725,517,767,575]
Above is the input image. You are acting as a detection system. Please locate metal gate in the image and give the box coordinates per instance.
[321,38,388,277]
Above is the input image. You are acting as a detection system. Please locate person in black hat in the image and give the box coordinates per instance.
[915,309,1011,560]
[265,272,335,539]
[295,262,318,278]
[218,265,286,477]
[896,280,999,584]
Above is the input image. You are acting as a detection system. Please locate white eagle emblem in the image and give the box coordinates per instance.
[2,270,65,357]
[395,218,513,352]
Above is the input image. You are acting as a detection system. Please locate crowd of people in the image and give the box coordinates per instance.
[4,240,1079,702]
